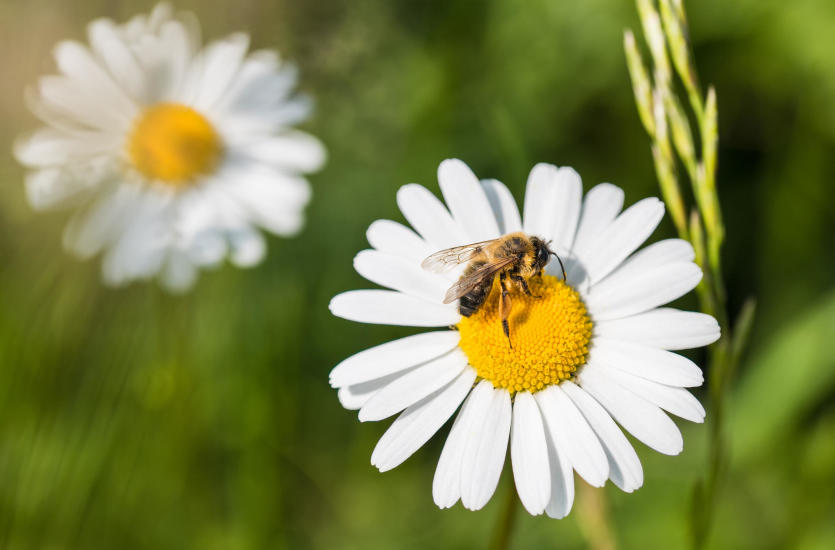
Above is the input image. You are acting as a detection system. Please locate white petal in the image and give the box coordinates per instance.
[330,331,460,388]
[543,419,575,519]
[227,226,266,267]
[594,308,720,350]
[481,178,522,234]
[575,197,665,285]
[547,167,582,253]
[589,338,703,387]
[371,367,476,472]
[433,380,490,508]
[160,249,198,292]
[189,232,227,268]
[606,239,695,282]
[224,166,311,236]
[585,262,703,321]
[244,131,326,173]
[62,184,139,259]
[437,159,500,242]
[358,350,468,422]
[52,41,137,127]
[523,163,560,239]
[15,128,114,167]
[353,249,449,303]
[329,290,460,327]
[535,386,609,487]
[396,184,465,250]
[572,183,624,253]
[460,385,511,510]
[23,168,97,210]
[366,219,433,263]
[596,366,705,423]
[189,33,250,109]
[561,381,643,492]
[578,366,683,455]
[87,18,144,100]
[337,374,402,410]
[511,392,551,515]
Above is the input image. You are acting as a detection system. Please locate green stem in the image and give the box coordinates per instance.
[489,482,519,550]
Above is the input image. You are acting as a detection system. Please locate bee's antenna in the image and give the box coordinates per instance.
[550,251,567,281]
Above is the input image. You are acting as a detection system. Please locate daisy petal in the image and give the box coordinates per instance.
[562,381,643,492]
[481,179,522,234]
[366,219,432,263]
[244,130,326,173]
[523,163,560,240]
[330,331,460,388]
[15,128,114,167]
[460,385,511,510]
[437,159,500,242]
[329,290,460,327]
[358,350,468,422]
[608,239,695,281]
[63,184,139,259]
[53,41,137,125]
[511,391,551,515]
[372,367,476,472]
[596,366,705,423]
[585,262,703,321]
[160,249,197,292]
[544,419,575,519]
[337,373,404,410]
[396,184,465,250]
[535,386,609,487]
[572,183,624,253]
[190,33,250,109]
[594,308,720,350]
[433,380,490,508]
[353,249,449,303]
[579,366,683,455]
[87,18,144,100]
[547,167,582,253]
[590,338,703,387]
[577,197,665,285]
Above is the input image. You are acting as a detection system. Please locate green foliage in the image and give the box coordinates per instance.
[0,0,833,548]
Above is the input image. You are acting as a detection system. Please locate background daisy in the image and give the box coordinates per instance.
[14,3,325,291]
[330,159,720,517]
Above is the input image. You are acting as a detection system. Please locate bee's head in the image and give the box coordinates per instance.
[531,237,553,270]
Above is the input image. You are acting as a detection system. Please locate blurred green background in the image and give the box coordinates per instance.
[1,0,834,548]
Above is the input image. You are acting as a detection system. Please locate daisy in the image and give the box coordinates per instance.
[14,3,325,291]
[329,159,719,517]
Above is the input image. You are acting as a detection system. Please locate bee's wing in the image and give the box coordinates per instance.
[421,239,500,273]
[443,257,515,304]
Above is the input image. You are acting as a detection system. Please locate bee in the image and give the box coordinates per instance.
[421,232,566,346]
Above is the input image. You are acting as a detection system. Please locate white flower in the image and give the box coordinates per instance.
[329,159,719,518]
[15,3,325,291]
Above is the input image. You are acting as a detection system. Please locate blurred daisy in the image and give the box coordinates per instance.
[329,159,719,517]
[15,3,325,291]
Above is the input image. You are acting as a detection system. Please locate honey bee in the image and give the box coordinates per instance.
[421,232,566,346]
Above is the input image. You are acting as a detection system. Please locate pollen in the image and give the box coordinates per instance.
[457,274,592,394]
[127,103,222,185]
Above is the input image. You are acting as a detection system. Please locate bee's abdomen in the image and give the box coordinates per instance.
[459,285,489,317]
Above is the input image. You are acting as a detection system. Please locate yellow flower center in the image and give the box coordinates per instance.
[127,103,222,185]
[457,274,592,394]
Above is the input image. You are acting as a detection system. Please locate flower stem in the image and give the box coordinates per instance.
[489,482,519,550]
[577,483,618,550]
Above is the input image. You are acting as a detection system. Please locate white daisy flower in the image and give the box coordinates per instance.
[329,159,719,517]
[14,3,326,291]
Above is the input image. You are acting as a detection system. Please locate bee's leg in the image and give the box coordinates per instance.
[512,275,536,297]
[499,272,513,348]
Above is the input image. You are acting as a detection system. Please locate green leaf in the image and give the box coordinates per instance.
[730,290,835,465]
